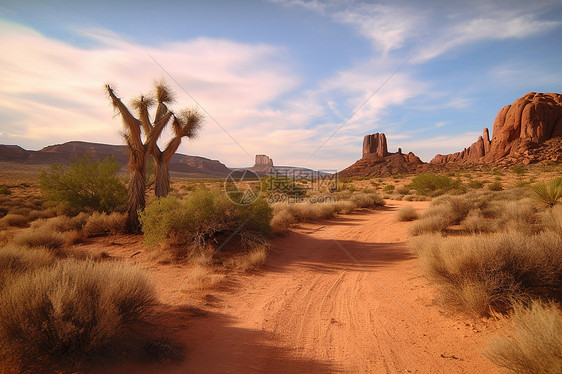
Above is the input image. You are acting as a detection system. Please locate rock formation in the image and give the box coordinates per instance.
[363,133,388,158]
[340,133,424,177]
[431,92,562,166]
[250,154,274,174]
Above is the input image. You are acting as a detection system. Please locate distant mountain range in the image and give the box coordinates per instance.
[0,141,232,178]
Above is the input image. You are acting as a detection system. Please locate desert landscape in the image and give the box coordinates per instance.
[1,1,562,374]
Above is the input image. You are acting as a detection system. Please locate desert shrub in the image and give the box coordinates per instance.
[484,301,562,374]
[539,205,562,234]
[383,185,395,193]
[270,206,296,234]
[83,212,126,237]
[410,231,562,316]
[225,245,268,271]
[0,245,54,289]
[531,178,562,207]
[0,259,155,368]
[397,205,418,221]
[461,210,491,233]
[349,192,385,208]
[0,185,11,195]
[0,214,30,228]
[408,174,461,196]
[467,180,485,189]
[410,215,450,236]
[39,154,127,214]
[140,191,272,250]
[488,181,503,191]
[13,228,65,250]
[261,175,306,196]
[334,200,356,214]
[288,202,339,221]
[396,186,411,195]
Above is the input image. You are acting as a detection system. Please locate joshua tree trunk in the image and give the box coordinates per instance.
[126,168,146,233]
[153,157,170,198]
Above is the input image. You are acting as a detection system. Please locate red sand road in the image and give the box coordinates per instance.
[102,200,497,373]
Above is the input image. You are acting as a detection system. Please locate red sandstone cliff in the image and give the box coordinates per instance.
[431,92,562,165]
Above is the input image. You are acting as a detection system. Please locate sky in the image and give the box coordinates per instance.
[0,0,561,170]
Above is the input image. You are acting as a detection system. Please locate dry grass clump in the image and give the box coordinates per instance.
[349,192,385,208]
[0,214,30,228]
[410,231,562,316]
[0,245,54,289]
[484,301,562,374]
[12,228,65,250]
[83,212,126,237]
[396,205,418,221]
[0,259,156,369]
[410,215,450,236]
[180,266,225,293]
[225,245,268,271]
[539,205,562,234]
[461,210,491,233]
[270,207,296,234]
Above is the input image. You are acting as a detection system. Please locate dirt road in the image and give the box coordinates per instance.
[104,200,497,373]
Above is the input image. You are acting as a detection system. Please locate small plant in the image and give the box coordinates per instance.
[530,178,562,207]
[396,205,418,221]
[40,154,127,214]
[467,180,484,189]
[383,185,395,193]
[510,165,526,175]
[0,185,11,195]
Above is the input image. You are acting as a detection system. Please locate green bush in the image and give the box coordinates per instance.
[407,174,461,196]
[139,190,272,251]
[0,259,155,368]
[40,154,127,214]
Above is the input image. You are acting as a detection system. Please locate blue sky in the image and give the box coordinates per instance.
[0,0,561,169]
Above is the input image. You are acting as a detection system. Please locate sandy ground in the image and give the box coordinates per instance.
[96,200,497,374]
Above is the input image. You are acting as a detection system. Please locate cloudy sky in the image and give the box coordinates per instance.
[1,0,561,170]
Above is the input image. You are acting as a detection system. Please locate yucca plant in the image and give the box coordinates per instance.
[531,178,562,207]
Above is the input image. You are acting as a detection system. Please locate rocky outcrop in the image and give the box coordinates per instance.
[250,154,274,174]
[431,92,562,166]
[363,133,388,158]
[340,133,424,177]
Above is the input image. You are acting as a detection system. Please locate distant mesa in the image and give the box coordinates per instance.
[431,92,562,166]
[0,141,232,177]
[339,132,424,177]
[250,154,274,174]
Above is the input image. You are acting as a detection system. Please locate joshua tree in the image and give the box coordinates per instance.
[106,81,203,232]
[133,82,203,197]
[106,84,172,233]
